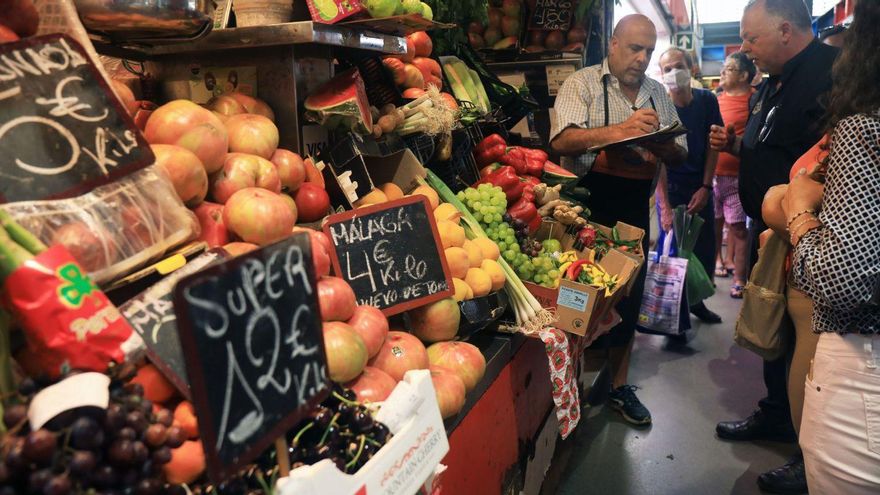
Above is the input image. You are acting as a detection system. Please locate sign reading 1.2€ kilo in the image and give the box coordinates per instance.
[0,34,153,204]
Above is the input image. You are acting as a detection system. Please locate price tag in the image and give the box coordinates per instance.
[323,196,454,315]
[173,234,329,482]
[0,35,153,204]
[529,0,574,30]
[546,64,577,96]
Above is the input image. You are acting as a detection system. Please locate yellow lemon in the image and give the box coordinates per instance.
[464,267,492,297]
[444,247,470,279]
[433,203,461,224]
[378,182,404,201]
[436,220,465,249]
[409,185,440,210]
[452,277,472,301]
[462,239,484,268]
[480,259,505,292]
[471,237,500,261]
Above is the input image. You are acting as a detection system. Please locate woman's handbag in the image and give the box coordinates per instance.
[734,232,794,360]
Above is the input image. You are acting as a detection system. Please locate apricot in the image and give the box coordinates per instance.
[464,268,492,297]
[444,247,470,279]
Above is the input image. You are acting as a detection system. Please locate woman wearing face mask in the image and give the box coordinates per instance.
[655,47,725,324]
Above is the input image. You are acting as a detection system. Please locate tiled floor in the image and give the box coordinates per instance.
[558,277,799,495]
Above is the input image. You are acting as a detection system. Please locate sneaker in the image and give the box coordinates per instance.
[608,385,652,425]
[690,301,722,324]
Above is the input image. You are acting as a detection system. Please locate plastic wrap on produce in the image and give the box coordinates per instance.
[0,166,199,285]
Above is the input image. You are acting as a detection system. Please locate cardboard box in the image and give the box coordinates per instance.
[365,147,427,196]
[305,0,367,24]
[560,220,646,296]
[276,370,449,495]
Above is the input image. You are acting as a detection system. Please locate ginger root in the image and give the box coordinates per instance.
[537,199,566,217]
[533,183,562,206]
[553,204,587,228]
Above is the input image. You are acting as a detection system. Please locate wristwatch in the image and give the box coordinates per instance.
[701,183,713,190]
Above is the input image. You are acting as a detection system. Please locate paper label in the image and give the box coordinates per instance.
[28,372,110,430]
[546,64,577,96]
[557,285,589,312]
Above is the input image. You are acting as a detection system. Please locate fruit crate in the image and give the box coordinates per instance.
[343,55,403,109]
[402,132,436,166]
[276,370,449,495]
[427,125,479,192]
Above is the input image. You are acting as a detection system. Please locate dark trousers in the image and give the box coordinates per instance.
[667,183,716,299]
[748,218,792,424]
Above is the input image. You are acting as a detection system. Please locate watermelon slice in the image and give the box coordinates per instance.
[304,68,373,135]
[542,161,578,186]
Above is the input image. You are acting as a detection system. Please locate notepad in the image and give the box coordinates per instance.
[588,122,689,153]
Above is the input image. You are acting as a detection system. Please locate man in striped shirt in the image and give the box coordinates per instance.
[550,14,687,426]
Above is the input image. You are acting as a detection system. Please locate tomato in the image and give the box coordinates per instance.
[293,183,331,223]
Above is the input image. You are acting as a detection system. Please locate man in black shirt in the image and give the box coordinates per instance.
[709,0,838,493]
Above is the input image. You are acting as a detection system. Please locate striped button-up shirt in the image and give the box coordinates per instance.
[550,59,687,177]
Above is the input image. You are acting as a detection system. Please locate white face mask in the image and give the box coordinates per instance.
[662,68,691,90]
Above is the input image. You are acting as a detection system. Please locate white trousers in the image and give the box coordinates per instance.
[800,332,880,494]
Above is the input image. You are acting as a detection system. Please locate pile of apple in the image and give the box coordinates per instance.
[381,31,454,101]
[142,94,332,255]
[467,0,522,50]
[523,24,587,53]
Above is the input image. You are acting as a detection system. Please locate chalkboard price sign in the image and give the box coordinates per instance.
[173,234,329,482]
[529,0,573,31]
[0,34,153,204]
[323,195,454,316]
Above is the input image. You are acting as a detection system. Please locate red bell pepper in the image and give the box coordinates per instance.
[521,175,541,187]
[500,147,528,175]
[482,166,524,203]
[576,225,597,248]
[479,163,500,179]
[525,156,544,177]
[192,201,229,248]
[508,196,541,233]
[475,133,506,154]
[476,143,507,168]
[521,147,549,163]
[565,260,593,281]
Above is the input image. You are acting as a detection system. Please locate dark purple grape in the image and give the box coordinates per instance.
[153,409,173,428]
[0,461,9,484]
[143,424,167,448]
[341,389,356,402]
[104,404,126,430]
[362,442,377,457]
[28,468,52,492]
[119,468,139,487]
[116,427,136,441]
[135,478,162,495]
[23,430,56,464]
[70,417,104,450]
[165,426,186,448]
[164,485,187,495]
[313,408,332,428]
[42,474,72,495]
[69,450,97,477]
[5,438,27,472]
[331,457,346,471]
[91,465,117,488]
[132,441,149,463]
[372,423,390,443]
[108,439,135,467]
[323,425,342,447]
[217,478,248,495]
[124,383,145,398]
[139,399,154,416]
[336,402,353,422]
[3,403,27,430]
[126,411,148,433]
[151,446,171,465]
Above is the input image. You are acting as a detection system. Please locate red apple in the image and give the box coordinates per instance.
[408,298,460,343]
[382,57,407,87]
[51,222,112,272]
[483,27,502,46]
[412,57,441,79]
[151,144,208,207]
[227,92,276,122]
[347,305,389,358]
[544,30,565,50]
[323,321,368,383]
[501,0,521,17]
[145,100,228,173]
[318,276,357,322]
[206,95,247,118]
[279,193,299,218]
[120,204,155,249]
[270,149,306,192]
[430,365,466,419]
[439,92,459,112]
[426,341,486,392]
[527,30,546,46]
[211,153,281,204]
[225,114,279,159]
[500,15,520,37]
[223,242,258,257]
[293,183,330,223]
[567,26,587,44]
[344,366,397,403]
[408,31,432,57]
[292,227,332,277]
[487,8,502,28]
[222,188,296,245]
[369,331,429,382]
[467,21,484,35]
[192,201,229,248]
[468,33,485,49]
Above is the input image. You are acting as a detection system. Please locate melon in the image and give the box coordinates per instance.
[303,68,373,135]
[542,161,578,186]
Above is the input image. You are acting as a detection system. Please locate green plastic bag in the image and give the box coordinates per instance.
[673,206,715,304]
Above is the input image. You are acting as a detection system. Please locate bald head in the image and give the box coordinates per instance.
[609,15,658,89]
[740,0,815,75]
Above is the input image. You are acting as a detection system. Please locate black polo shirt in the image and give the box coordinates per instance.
[738,39,839,220]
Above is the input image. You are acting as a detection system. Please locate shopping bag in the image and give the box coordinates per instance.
[734,232,794,361]
[673,205,715,304]
[636,232,689,336]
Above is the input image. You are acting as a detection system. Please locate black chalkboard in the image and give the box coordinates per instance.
[120,250,225,397]
[0,34,153,204]
[173,234,329,482]
[323,195,454,316]
[529,0,573,30]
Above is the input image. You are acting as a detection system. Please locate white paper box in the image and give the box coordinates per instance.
[276,370,449,495]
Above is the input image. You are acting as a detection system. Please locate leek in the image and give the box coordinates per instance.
[424,171,555,334]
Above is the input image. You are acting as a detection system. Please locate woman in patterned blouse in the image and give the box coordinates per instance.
[782,1,880,491]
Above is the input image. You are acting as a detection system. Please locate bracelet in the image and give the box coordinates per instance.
[790,218,822,246]
[789,215,819,236]
[786,209,817,231]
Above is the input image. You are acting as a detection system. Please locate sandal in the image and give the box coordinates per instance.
[730,284,744,299]
[715,266,730,277]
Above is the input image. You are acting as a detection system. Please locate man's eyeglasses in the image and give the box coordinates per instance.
[720,66,741,74]
[759,105,779,143]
